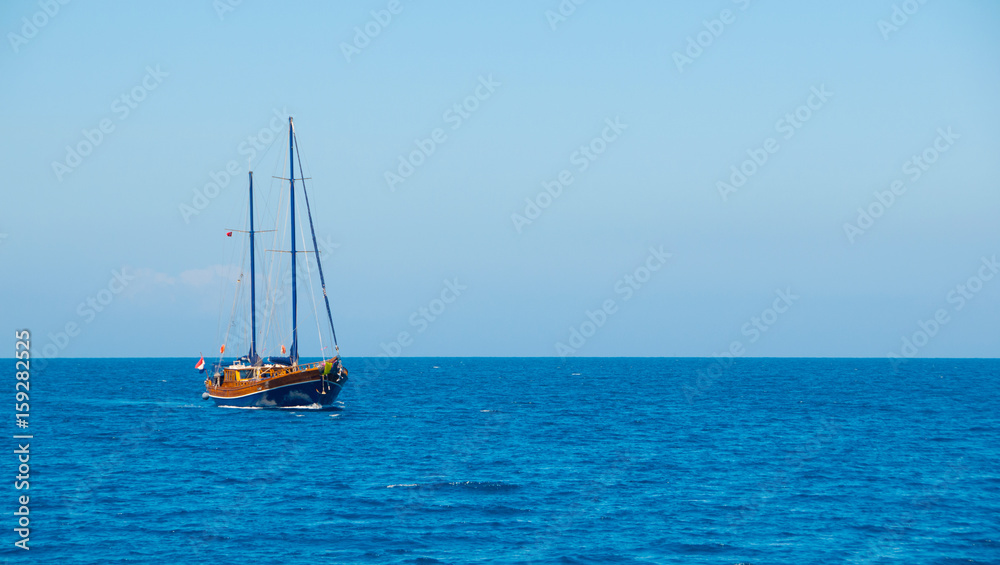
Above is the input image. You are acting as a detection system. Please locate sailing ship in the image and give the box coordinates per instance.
[202,117,348,408]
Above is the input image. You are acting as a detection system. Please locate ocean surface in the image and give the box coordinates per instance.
[10,357,1000,564]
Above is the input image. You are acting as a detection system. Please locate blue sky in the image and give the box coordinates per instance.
[1,0,998,359]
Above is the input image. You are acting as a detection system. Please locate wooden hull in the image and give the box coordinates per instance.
[205,361,347,408]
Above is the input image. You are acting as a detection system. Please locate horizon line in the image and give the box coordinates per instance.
[12,355,1000,360]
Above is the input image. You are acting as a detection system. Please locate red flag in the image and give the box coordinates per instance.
[226,232,233,237]
[195,356,205,372]
[281,344,286,354]
[220,344,226,354]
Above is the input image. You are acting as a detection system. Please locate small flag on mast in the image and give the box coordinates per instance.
[220,344,226,354]
[195,356,205,373]
[226,232,233,237]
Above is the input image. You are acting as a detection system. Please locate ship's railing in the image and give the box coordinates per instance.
[221,357,340,383]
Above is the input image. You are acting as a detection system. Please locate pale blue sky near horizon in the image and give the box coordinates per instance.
[1,0,998,359]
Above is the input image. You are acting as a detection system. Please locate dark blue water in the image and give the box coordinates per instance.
[9,358,1000,564]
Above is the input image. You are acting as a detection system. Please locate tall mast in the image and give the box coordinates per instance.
[289,117,298,365]
[248,170,257,362]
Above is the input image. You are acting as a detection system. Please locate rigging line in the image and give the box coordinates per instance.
[274,145,293,352]
[212,263,231,361]
[298,197,325,361]
[261,155,288,358]
[214,189,247,357]
[248,116,284,175]
[219,156,259,356]
[220,244,247,366]
[262,154,284,352]
[232,232,251,352]
[215,186,251,366]
[293,129,340,351]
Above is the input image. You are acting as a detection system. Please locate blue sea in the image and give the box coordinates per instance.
[10,358,1000,564]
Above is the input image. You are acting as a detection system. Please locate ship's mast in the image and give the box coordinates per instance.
[289,117,298,366]
[248,170,257,363]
